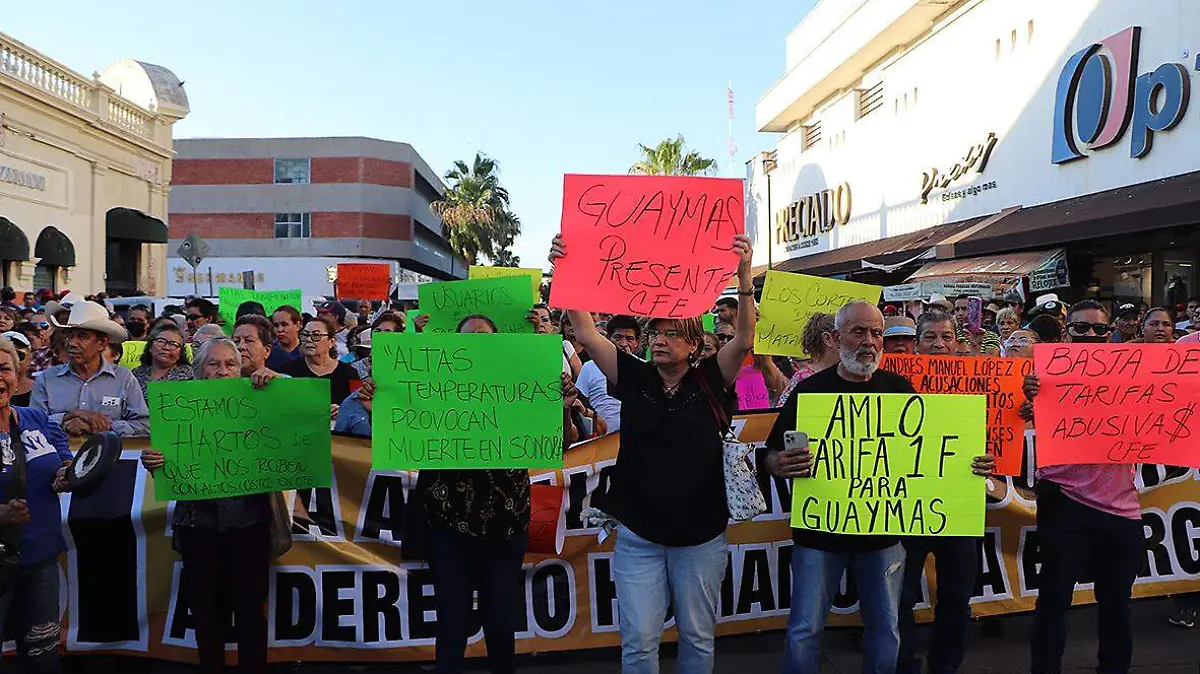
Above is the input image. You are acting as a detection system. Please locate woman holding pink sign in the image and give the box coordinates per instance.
[549,232,756,674]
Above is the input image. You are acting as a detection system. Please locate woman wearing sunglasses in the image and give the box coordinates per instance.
[0,332,35,408]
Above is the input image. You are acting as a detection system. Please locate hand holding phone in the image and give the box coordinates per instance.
[967,297,983,335]
[768,431,813,479]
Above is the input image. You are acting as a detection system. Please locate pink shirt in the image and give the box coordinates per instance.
[1176,331,1200,343]
[1036,464,1140,519]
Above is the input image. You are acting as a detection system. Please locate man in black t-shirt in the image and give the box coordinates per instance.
[763,301,991,674]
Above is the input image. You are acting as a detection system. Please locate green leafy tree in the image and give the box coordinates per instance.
[629,135,717,176]
[431,153,521,265]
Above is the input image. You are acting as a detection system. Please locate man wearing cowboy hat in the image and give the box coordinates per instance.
[29,301,149,437]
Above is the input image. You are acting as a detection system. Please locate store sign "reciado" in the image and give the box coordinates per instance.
[0,163,47,191]
[774,183,852,251]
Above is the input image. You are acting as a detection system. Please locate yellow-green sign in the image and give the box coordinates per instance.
[791,393,987,536]
[469,265,542,301]
[148,378,333,501]
[372,332,563,470]
[120,340,193,370]
[217,287,302,335]
[755,271,881,358]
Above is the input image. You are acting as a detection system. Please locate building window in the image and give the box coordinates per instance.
[856,82,885,120]
[274,158,310,184]
[274,213,311,238]
[802,122,822,151]
[33,264,56,292]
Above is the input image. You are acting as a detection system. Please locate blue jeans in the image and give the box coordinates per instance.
[897,537,979,674]
[613,525,728,674]
[784,544,905,674]
[0,557,62,674]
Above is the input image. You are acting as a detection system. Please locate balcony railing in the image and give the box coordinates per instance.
[0,31,157,144]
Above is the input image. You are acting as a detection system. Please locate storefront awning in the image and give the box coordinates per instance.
[946,170,1200,257]
[0,218,30,261]
[909,248,1065,280]
[35,226,75,267]
[106,207,168,244]
[754,216,987,281]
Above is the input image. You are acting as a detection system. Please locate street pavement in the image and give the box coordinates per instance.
[52,596,1199,673]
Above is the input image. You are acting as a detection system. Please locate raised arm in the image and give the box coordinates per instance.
[549,235,619,384]
[716,234,755,387]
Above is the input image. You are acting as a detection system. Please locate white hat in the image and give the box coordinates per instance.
[0,331,29,348]
[50,301,128,343]
[43,291,85,317]
[924,293,953,311]
[357,330,372,349]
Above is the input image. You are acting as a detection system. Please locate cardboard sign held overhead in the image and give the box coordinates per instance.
[1033,343,1200,468]
[469,266,542,301]
[550,174,744,318]
[336,263,392,301]
[755,271,882,358]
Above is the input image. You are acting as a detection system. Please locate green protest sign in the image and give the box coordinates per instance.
[371,332,564,470]
[703,313,716,332]
[217,287,302,335]
[791,393,987,536]
[148,378,333,501]
[418,277,535,334]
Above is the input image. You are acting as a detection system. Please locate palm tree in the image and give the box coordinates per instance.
[431,153,521,265]
[629,135,717,176]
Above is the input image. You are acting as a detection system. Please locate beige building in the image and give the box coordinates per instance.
[0,31,189,296]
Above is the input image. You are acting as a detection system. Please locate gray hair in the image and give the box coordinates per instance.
[834,300,882,331]
[192,323,226,346]
[915,309,956,337]
[995,307,1018,326]
[192,337,241,379]
[0,336,17,371]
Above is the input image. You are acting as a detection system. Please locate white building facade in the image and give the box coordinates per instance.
[749,0,1200,307]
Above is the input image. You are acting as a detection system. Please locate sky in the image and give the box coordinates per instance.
[4,0,814,272]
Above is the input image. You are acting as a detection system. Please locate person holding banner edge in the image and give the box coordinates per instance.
[1022,299,1146,674]
[762,301,993,674]
[897,309,996,674]
[549,232,756,674]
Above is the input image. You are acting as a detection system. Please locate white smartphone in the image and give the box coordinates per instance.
[783,431,809,452]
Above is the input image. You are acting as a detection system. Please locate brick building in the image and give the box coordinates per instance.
[168,137,465,296]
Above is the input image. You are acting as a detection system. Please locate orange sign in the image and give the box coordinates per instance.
[1033,343,1200,467]
[336,263,391,301]
[549,174,743,318]
[881,353,1032,476]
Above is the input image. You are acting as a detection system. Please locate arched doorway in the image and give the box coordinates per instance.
[0,217,30,287]
[106,207,167,295]
[34,226,75,292]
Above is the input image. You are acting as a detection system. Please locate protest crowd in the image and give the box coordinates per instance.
[0,194,1199,674]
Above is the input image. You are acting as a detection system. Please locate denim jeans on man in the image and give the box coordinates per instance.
[0,557,62,674]
[897,536,979,674]
[1030,484,1143,674]
[784,544,906,674]
[613,525,728,674]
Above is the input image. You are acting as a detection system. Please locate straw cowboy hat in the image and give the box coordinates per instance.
[924,293,953,312]
[50,301,128,343]
[43,291,86,317]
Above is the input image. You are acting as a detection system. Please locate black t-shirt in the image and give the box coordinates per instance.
[764,365,916,553]
[279,358,360,404]
[607,350,733,547]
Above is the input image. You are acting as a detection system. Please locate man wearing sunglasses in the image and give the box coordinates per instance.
[185,299,219,339]
[1023,299,1142,674]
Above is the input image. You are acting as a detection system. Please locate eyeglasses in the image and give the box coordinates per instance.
[299,331,331,342]
[715,333,734,343]
[33,322,48,331]
[14,349,27,362]
[646,329,683,341]
[152,337,183,350]
[1066,322,1112,337]
[186,314,202,322]
[1003,337,1033,347]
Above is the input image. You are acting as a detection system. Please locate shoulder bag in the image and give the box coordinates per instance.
[0,413,28,591]
[696,367,767,521]
[267,491,294,559]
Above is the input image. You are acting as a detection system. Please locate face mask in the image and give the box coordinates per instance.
[1070,335,1108,344]
[127,321,147,339]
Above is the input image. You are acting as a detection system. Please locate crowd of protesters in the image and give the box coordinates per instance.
[0,264,1196,674]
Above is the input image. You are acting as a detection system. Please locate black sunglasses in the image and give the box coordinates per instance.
[716,333,734,343]
[1066,321,1112,336]
[186,314,202,321]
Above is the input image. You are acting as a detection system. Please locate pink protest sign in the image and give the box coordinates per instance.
[550,174,744,318]
[736,366,772,411]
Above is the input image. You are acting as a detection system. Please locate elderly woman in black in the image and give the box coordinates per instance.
[549,233,756,672]
[140,338,272,674]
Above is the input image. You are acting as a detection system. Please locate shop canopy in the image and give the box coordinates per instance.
[34,226,75,267]
[908,248,1066,284]
[106,207,168,244]
[0,217,29,261]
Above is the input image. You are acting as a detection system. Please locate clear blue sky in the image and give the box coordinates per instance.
[5,0,813,271]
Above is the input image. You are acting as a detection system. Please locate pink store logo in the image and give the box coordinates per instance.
[1051,26,1192,164]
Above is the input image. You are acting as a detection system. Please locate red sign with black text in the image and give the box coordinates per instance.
[1033,343,1200,467]
[550,174,744,318]
[336,263,392,301]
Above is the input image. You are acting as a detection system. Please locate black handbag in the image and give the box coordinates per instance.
[0,412,29,592]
